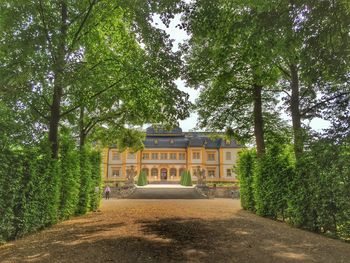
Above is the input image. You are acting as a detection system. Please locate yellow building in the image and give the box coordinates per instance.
[102,126,242,183]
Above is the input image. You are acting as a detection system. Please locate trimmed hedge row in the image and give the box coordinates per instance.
[0,141,102,243]
[237,142,350,240]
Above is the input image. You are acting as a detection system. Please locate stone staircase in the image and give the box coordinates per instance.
[127,187,206,199]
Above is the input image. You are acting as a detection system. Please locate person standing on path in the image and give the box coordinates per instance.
[104,185,111,200]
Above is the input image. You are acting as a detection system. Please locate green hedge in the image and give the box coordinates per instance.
[180,170,192,186]
[59,136,80,220]
[137,171,148,186]
[0,140,102,243]
[237,141,350,240]
[76,147,93,215]
[89,150,102,212]
[236,149,256,211]
[253,145,294,220]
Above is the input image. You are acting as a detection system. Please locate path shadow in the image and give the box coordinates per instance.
[1,212,350,263]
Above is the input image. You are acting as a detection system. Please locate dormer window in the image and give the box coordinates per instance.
[170,139,174,144]
[154,139,158,145]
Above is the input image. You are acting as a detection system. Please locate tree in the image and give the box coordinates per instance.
[0,0,190,157]
[182,0,287,156]
[182,0,350,160]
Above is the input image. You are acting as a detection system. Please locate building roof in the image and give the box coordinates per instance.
[141,126,241,149]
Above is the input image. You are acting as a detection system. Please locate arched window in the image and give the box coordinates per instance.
[142,168,149,177]
[151,168,158,178]
[170,168,177,178]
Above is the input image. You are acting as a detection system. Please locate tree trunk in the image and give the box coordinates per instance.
[48,1,68,158]
[289,63,303,160]
[253,84,265,157]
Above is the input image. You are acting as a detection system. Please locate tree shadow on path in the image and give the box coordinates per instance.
[1,211,349,263]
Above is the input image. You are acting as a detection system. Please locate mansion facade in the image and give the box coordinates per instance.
[102,126,242,183]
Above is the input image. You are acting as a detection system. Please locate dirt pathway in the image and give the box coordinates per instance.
[1,199,349,263]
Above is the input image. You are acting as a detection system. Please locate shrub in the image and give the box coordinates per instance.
[236,149,256,211]
[0,136,103,243]
[89,150,102,211]
[0,149,22,242]
[59,136,80,220]
[76,147,92,215]
[137,171,148,186]
[253,145,294,220]
[180,171,192,186]
[288,139,350,238]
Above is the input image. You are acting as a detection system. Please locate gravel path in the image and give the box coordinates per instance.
[1,199,349,263]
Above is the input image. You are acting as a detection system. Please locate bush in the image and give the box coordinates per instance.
[0,136,103,243]
[137,171,148,186]
[236,149,256,212]
[76,147,92,215]
[288,139,350,238]
[0,149,22,242]
[59,136,80,220]
[253,145,294,220]
[89,150,102,211]
[180,171,192,186]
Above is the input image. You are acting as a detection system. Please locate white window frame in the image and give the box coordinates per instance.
[179,153,186,160]
[207,153,215,161]
[208,170,215,178]
[193,152,200,160]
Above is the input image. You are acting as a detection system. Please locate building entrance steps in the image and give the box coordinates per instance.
[127,185,207,199]
[136,184,194,189]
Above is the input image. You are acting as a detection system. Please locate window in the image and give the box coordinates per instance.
[192,152,200,159]
[179,153,186,160]
[111,168,121,177]
[227,169,232,177]
[160,153,168,160]
[142,153,150,160]
[207,153,215,161]
[112,152,120,161]
[169,153,177,160]
[151,168,158,178]
[128,152,136,159]
[208,170,215,178]
[170,168,177,177]
[226,152,232,160]
[151,153,158,160]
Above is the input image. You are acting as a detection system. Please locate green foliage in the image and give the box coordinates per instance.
[137,171,148,186]
[238,140,349,240]
[76,147,93,215]
[253,145,294,220]
[236,149,256,212]
[0,136,102,243]
[89,150,102,212]
[0,149,22,242]
[180,171,192,186]
[288,139,350,238]
[59,135,80,220]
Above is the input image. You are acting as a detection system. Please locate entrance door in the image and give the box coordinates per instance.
[160,168,167,180]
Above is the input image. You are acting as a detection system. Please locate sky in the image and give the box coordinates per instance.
[152,14,330,132]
